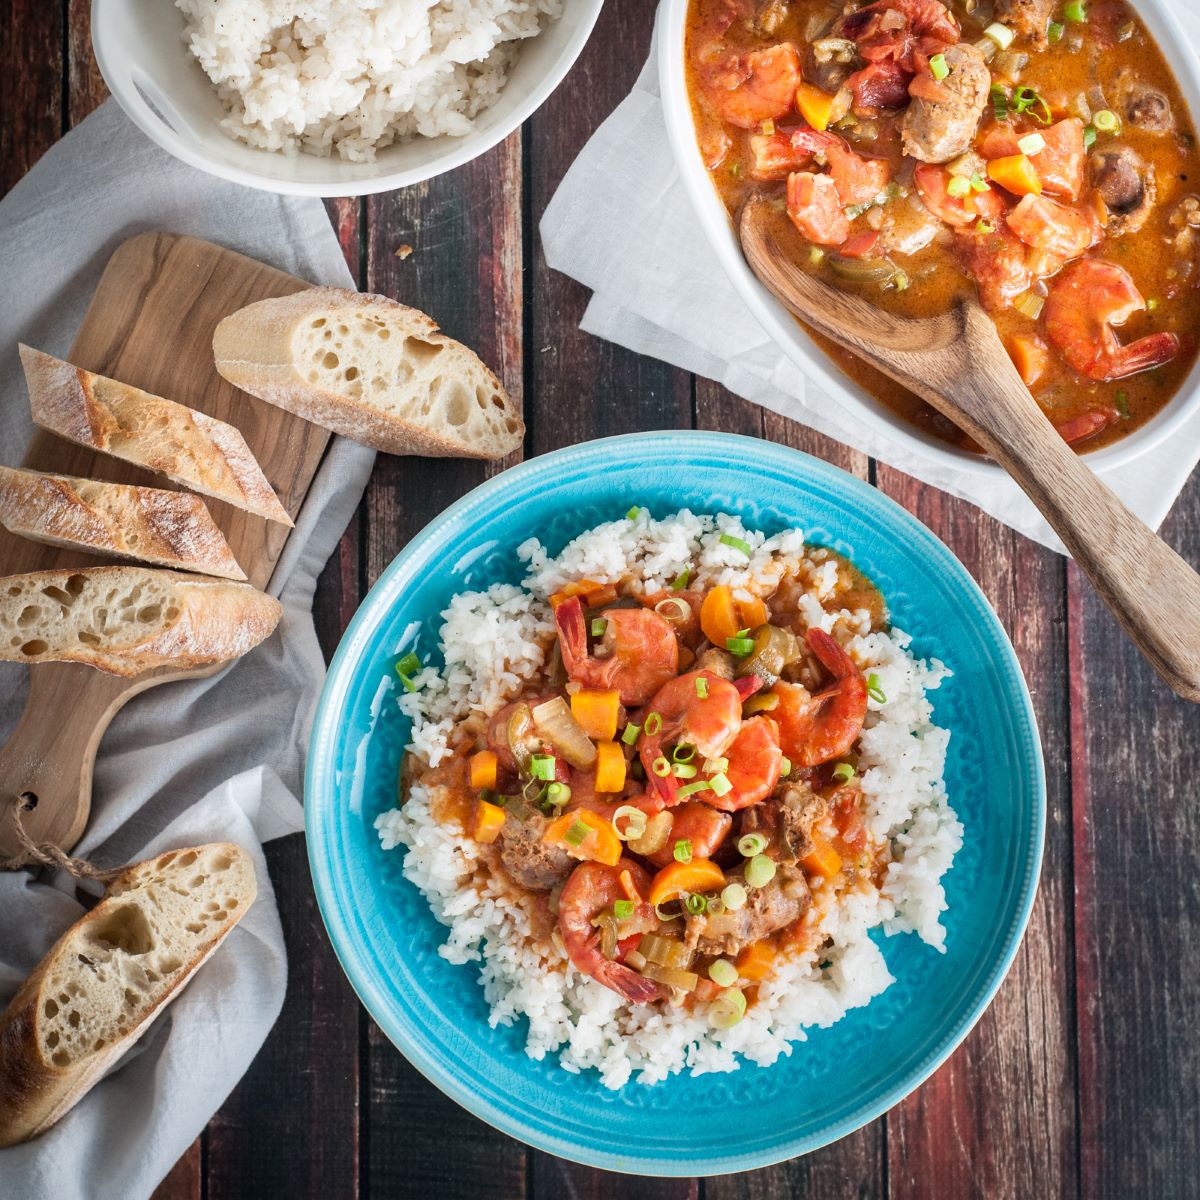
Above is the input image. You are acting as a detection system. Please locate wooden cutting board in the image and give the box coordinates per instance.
[0,232,332,858]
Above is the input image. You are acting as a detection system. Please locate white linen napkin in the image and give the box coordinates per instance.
[541,3,1200,553]
[0,99,376,1200]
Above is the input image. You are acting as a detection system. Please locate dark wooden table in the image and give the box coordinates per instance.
[5,3,1200,1197]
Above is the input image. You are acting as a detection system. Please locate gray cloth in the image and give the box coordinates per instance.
[0,99,375,1199]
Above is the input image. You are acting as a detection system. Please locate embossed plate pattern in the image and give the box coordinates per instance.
[306,431,1045,1176]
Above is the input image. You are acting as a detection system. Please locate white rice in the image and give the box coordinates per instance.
[376,510,961,1088]
[177,0,562,160]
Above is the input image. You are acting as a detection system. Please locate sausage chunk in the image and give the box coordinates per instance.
[1092,145,1157,236]
[901,43,990,164]
[686,864,811,957]
[993,0,1055,47]
[738,781,829,863]
[495,810,574,892]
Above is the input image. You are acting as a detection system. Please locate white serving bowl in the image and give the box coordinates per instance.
[91,0,602,197]
[658,0,1200,477]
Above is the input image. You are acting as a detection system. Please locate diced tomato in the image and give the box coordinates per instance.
[914,163,1005,228]
[953,224,1034,313]
[977,122,1021,160]
[787,172,851,244]
[838,230,882,258]
[748,129,811,180]
[846,61,911,114]
[1033,119,1087,201]
[1006,193,1099,261]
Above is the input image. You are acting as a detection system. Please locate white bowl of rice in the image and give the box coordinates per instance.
[91,0,603,196]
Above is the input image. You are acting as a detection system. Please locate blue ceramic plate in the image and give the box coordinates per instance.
[306,431,1045,1176]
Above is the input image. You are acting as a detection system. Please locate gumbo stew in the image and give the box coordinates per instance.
[686,0,1200,451]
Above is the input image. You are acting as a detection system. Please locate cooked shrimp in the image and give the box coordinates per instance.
[772,629,868,767]
[644,801,734,867]
[787,172,851,245]
[706,716,784,812]
[1006,194,1098,262]
[638,670,744,805]
[1044,259,1181,382]
[558,860,664,1003]
[698,42,803,130]
[554,595,679,706]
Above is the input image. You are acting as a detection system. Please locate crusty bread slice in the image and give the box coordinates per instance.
[0,842,256,1147]
[20,345,293,528]
[0,566,281,676]
[0,466,246,581]
[211,287,524,460]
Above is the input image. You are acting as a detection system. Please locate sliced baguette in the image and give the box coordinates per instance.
[212,287,524,460]
[0,842,256,1147]
[0,566,281,676]
[19,345,293,528]
[0,466,246,581]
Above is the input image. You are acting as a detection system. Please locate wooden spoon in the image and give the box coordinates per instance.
[740,196,1200,702]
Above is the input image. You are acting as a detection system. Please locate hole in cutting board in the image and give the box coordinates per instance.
[19,791,38,811]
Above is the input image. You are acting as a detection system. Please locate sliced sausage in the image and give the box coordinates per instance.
[901,43,990,164]
[1092,145,1156,235]
[993,0,1055,48]
[495,809,574,892]
[686,864,811,957]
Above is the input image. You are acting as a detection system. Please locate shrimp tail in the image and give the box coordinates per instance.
[596,959,666,1003]
[644,742,681,805]
[554,595,588,675]
[1113,331,1180,378]
[806,627,855,676]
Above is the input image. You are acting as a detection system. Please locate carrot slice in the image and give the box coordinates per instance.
[1007,334,1051,387]
[469,749,498,791]
[795,81,836,131]
[800,831,843,878]
[594,740,627,793]
[473,799,506,845]
[987,153,1043,197]
[570,689,621,741]
[736,594,769,629]
[700,585,740,646]
[648,859,727,907]
[549,578,619,610]
[736,941,778,982]
[543,810,621,866]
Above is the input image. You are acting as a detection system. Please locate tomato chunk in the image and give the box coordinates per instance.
[914,164,1005,228]
[1006,193,1099,260]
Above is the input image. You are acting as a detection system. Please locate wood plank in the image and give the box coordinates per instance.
[361,135,529,1198]
[532,1159,698,1200]
[66,0,107,124]
[874,469,1077,1200]
[1070,472,1200,1200]
[150,1139,202,1200]
[0,0,63,192]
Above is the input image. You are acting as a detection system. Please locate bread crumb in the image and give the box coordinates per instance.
[395,245,413,260]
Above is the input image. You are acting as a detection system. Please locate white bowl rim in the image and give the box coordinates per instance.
[657,0,1200,479]
[90,0,604,198]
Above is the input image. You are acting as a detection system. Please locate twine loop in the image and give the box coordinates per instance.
[0,793,123,882]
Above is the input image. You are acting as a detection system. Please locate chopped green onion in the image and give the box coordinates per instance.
[1115,390,1130,419]
[644,712,663,736]
[929,52,949,80]
[832,761,856,784]
[708,959,738,987]
[745,854,777,888]
[721,883,748,911]
[545,782,571,807]
[652,756,671,778]
[1013,86,1052,125]
[677,779,714,799]
[684,893,708,916]
[613,899,634,920]
[780,757,792,777]
[730,161,742,178]
[976,218,996,234]
[1047,19,1064,40]
[990,83,1009,121]
[865,673,887,704]
[1093,108,1120,133]
[564,818,590,846]
[809,246,826,265]
[672,743,696,763]
[613,805,647,841]
[1014,290,1045,320]
[1083,124,1097,148]
[738,833,768,857]
[522,778,547,805]
[621,722,642,746]
[708,986,747,1029]
[671,568,691,590]
[969,173,989,193]
[1018,132,1046,155]
[398,673,419,694]
[696,676,709,699]
[672,762,698,779]
[654,899,682,921]
[709,773,733,798]
[590,617,608,638]
[946,176,971,199]
[1063,0,1086,23]
[396,652,421,675]
[983,21,1015,48]
[719,532,753,557]
[726,636,755,656]
[674,838,693,864]
[703,756,729,775]
[531,753,556,781]
[626,506,641,520]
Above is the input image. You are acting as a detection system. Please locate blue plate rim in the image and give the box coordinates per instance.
[305,430,1047,1176]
